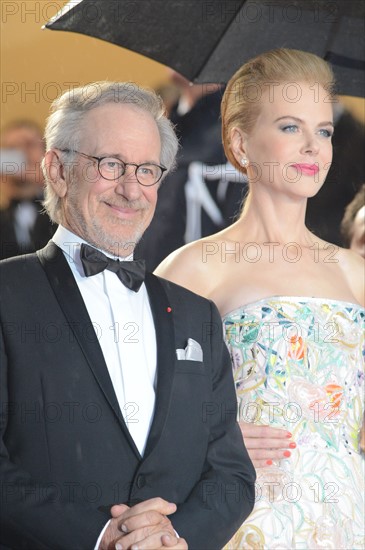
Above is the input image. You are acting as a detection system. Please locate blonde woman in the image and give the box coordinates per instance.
[156,49,365,549]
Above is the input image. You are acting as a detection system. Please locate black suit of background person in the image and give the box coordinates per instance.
[0,82,255,550]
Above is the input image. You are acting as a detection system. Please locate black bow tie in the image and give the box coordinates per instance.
[80,243,146,292]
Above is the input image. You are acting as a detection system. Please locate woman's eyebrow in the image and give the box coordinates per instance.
[274,116,334,127]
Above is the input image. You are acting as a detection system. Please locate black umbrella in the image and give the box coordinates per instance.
[45,0,365,97]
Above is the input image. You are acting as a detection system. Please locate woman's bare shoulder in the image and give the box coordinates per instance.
[337,247,365,306]
[155,235,225,295]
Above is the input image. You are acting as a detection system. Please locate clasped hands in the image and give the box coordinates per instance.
[99,422,293,549]
[99,497,188,550]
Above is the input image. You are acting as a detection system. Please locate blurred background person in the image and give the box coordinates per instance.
[0,120,56,259]
[341,183,365,258]
[157,49,365,549]
[155,81,181,116]
[306,103,365,245]
[136,71,247,270]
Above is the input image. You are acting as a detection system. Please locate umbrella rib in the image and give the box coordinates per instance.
[326,52,365,71]
[192,0,247,81]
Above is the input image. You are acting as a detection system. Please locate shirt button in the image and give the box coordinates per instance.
[136,474,146,489]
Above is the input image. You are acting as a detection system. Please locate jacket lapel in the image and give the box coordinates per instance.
[143,273,176,458]
[37,242,141,459]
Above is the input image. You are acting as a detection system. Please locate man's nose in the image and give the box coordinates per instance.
[115,166,142,199]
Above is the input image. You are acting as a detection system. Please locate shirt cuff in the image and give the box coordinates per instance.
[94,520,110,549]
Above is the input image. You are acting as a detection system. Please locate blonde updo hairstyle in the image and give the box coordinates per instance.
[221,48,335,174]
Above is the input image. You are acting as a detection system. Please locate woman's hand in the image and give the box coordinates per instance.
[239,422,296,468]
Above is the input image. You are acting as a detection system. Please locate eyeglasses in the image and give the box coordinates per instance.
[60,149,167,186]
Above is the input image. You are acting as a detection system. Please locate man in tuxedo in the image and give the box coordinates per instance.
[0,82,255,550]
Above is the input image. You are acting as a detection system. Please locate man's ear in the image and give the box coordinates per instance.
[43,150,68,198]
[230,127,248,166]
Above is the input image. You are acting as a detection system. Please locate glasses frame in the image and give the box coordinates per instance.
[59,148,167,186]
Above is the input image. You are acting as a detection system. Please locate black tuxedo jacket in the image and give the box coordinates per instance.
[0,243,255,550]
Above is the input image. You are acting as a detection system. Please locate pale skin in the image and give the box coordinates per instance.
[156,82,365,469]
[44,105,187,549]
[99,499,187,550]
[44,104,162,259]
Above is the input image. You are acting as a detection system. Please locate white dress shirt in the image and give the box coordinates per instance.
[52,226,157,456]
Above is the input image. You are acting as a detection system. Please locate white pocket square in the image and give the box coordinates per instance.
[176,338,203,361]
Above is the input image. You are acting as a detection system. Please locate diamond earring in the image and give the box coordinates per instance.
[241,157,248,167]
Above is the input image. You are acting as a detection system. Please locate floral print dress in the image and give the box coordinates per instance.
[223,296,365,549]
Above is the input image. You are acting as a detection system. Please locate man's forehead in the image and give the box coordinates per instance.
[81,103,158,139]
[80,102,161,157]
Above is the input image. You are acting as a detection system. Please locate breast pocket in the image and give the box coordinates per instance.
[175,360,205,375]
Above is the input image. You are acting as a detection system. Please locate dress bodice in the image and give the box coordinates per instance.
[222,296,365,549]
[223,296,365,453]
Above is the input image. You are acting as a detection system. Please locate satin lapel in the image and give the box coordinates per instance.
[37,242,141,459]
[143,273,176,459]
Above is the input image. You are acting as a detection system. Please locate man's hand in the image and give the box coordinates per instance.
[240,422,295,468]
[99,497,182,550]
[116,532,187,550]
[98,504,129,550]
[156,534,188,549]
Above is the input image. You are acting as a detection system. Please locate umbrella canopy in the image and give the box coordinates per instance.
[45,0,365,97]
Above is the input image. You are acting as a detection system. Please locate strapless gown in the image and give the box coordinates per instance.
[222,296,365,549]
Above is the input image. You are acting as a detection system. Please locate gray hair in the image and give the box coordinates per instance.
[42,81,178,223]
